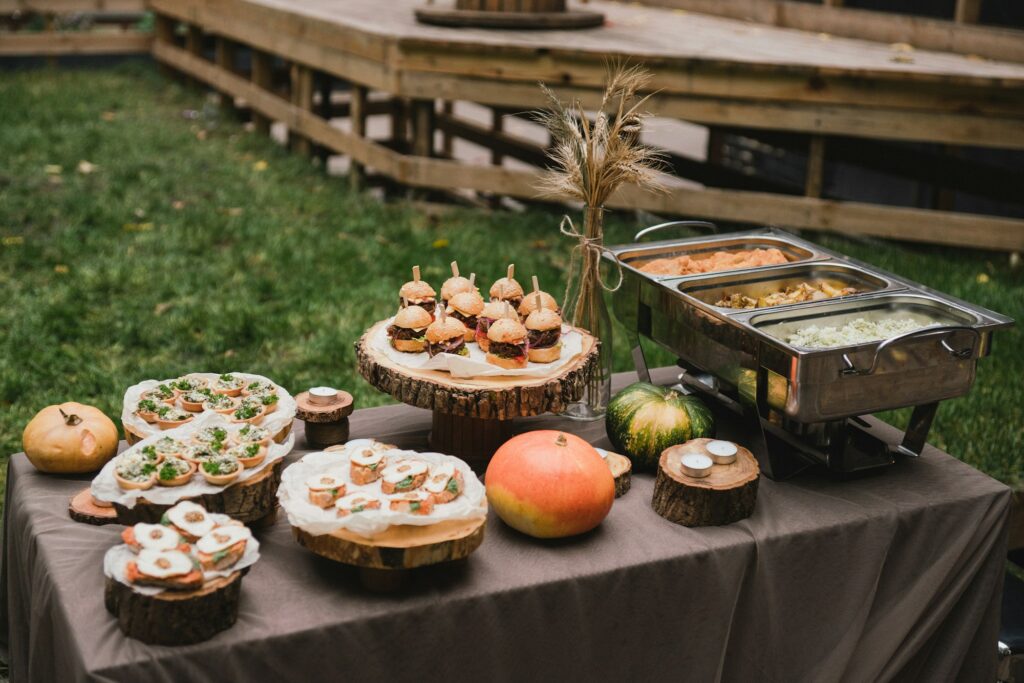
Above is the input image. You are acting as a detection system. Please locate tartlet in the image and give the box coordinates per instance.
[212,373,245,397]
[135,397,162,423]
[203,393,238,415]
[235,424,271,447]
[180,388,213,412]
[155,406,194,430]
[231,398,265,425]
[227,442,266,469]
[114,454,158,490]
[200,454,243,486]
[155,457,196,487]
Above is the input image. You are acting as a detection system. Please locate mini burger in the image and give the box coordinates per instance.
[525,308,562,363]
[489,264,524,310]
[475,300,508,352]
[518,289,560,319]
[398,265,436,314]
[486,317,529,370]
[446,291,484,342]
[425,315,469,357]
[388,305,432,353]
[440,261,477,307]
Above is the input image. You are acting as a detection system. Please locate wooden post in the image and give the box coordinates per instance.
[805,135,826,199]
[490,107,505,167]
[214,37,237,110]
[44,14,57,68]
[411,99,435,158]
[290,64,314,157]
[313,72,334,162]
[250,50,273,135]
[184,25,203,90]
[390,97,409,154]
[954,0,982,24]
[440,101,454,158]
[350,84,369,190]
[154,14,177,80]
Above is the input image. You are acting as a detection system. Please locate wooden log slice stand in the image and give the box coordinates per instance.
[123,421,293,446]
[604,450,632,498]
[69,487,118,525]
[416,0,604,30]
[294,388,354,449]
[111,460,283,527]
[652,439,759,527]
[355,320,599,474]
[104,572,244,645]
[293,516,486,592]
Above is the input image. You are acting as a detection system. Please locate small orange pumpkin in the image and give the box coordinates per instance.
[22,402,119,473]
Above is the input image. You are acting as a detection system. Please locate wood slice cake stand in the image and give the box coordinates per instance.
[69,487,118,525]
[652,439,759,527]
[111,460,283,527]
[416,0,604,30]
[105,572,244,645]
[355,320,599,473]
[124,421,293,446]
[293,516,486,592]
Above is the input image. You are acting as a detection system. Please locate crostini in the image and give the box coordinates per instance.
[424,463,465,504]
[388,491,435,516]
[162,501,216,542]
[380,460,429,494]
[194,525,252,571]
[349,447,387,485]
[126,549,204,591]
[155,456,195,487]
[335,493,382,518]
[306,473,347,508]
[121,522,190,553]
[200,454,243,486]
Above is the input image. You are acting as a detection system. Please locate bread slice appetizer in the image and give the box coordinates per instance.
[135,397,163,423]
[152,435,186,459]
[201,454,243,486]
[121,522,189,553]
[388,305,432,353]
[142,383,177,405]
[126,549,203,592]
[380,460,429,494]
[335,492,382,518]
[195,525,252,571]
[114,454,157,490]
[162,501,217,542]
[525,307,563,364]
[306,473,347,508]
[234,424,271,447]
[398,266,436,314]
[172,375,209,393]
[489,264,524,310]
[155,405,194,430]
[388,491,434,516]
[486,317,529,370]
[231,397,265,425]
[155,456,195,487]
[424,463,465,504]
[212,373,245,397]
[203,393,238,415]
[350,447,387,485]
[180,388,213,412]
[226,442,266,469]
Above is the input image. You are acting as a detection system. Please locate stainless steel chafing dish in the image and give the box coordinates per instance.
[606,224,1014,478]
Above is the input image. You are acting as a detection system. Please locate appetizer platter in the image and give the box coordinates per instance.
[103,501,260,645]
[279,439,487,591]
[652,439,759,527]
[356,263,599,470]
[121,371,296,445]
[608,225,1014,478]
[91,412,294,526]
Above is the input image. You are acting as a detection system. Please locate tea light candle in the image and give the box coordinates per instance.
[705,440,738,465]
[308,386,339,406]
[679,453,713,478]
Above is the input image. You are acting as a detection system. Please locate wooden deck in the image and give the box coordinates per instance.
[11,0,1024,249]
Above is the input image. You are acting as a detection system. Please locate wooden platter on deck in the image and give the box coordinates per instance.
[354,320,599,471]
[653,439,759,527]
[104,571,244,645]
[293,516,487,591]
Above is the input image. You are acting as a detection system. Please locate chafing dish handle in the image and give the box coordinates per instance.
[839,325,981,377]
[633,221,718,242]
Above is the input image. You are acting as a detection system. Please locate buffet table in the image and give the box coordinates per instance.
[1,368,1011,682]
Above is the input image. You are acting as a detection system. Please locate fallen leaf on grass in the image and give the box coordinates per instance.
[171,200,186,210]
[976,273,990,284]
[44,164,62,175]
[153,302,173,316]
[2,236,25,246]
[54,264,69,274]
[253,160,268,172]
[123,222,154,232]
[77,160,98,175]
[432,238,450,249]
[100,111,117,122]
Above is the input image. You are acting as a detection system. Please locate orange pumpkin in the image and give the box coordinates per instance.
[22,402,119,473]
[485,430,614,539]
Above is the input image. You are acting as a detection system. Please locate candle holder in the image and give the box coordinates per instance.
[295,387,355,450]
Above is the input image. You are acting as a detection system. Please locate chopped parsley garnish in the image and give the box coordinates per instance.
[212,550,229,563]
[396,476,414,490]
[234,403,261,420]
[409,501,421,512]
[158,461,184,481]
[138,399,158,412]
[446,478,459,494]
[142,446,158,460]
[261,394,279,406]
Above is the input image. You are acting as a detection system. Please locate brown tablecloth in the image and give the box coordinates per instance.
[1,369,1011,682]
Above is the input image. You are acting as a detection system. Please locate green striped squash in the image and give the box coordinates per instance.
[606,382,715,471]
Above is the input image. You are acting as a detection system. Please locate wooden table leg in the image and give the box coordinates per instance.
[429,412,514,474]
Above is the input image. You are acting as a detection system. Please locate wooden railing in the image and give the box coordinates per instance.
[0,0,150,57]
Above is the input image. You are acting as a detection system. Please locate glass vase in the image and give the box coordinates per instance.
[560,205,613,420]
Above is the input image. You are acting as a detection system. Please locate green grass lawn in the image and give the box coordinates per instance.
[1,63,1021,516]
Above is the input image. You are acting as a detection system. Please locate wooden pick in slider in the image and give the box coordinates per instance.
[451,261,459,277]
[469,273,476,287]
[507,264,514,280]
[535,291,543,311]
[532,275,540,295]
[412,265,421,282]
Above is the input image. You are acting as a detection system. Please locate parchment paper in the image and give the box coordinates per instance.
[91,412,294,508]
[277,439,486,536]
[120,371,296,440]
[372,318,584,379]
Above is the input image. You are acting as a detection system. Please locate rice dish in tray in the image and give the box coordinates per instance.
[785,317,932,348]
